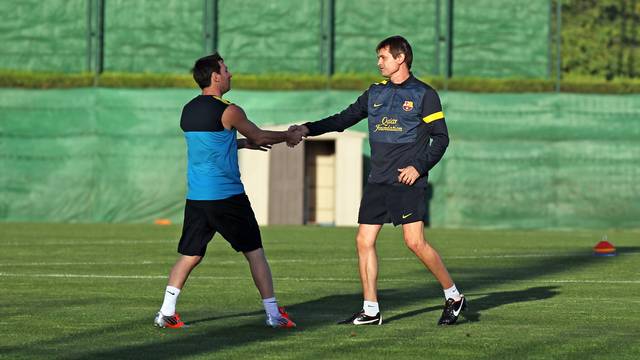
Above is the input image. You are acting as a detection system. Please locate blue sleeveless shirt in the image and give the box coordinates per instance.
[180,95,244,200]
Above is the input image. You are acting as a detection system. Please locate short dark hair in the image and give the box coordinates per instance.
[376,36,413,69]
[191,52,224,89]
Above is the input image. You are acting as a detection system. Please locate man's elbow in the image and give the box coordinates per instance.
[434,135,449,149]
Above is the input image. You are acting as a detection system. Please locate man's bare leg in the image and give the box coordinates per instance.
[243,247,296,327]
[401,221,453,288]
[356,224,383,302]
[401,221,466,325]
[155,255,203,327]
[243,248,274,298]
[336,224,385,324]
[167,255,203,289]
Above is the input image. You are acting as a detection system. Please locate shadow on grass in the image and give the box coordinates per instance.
[6,243,628,359]
[384,286,559,324]
[616,246,640,254]
[185,310,264,326]
[460,286,559,323]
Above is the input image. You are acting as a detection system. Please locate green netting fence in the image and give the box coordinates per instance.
[1,88,638,229]
[0,0,551,78]
[0,0,89,73]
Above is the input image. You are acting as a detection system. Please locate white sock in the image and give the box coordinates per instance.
[262,297,280,319]
[159,286,181,316]
[444,284,462,301]
[363,300,379,316]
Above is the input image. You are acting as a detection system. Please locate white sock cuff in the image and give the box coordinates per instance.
[160,286,181,316]
[262,297,280,318]
[444,284,461,301]
[166,286,181,295]
[363,300,379,316]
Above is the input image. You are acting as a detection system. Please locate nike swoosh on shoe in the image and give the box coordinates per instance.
[452,298,465,317]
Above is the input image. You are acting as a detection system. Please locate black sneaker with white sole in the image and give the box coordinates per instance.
[438,295,467,325]
[338,309,382,325]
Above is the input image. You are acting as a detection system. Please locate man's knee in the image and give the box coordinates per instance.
[403,236,426,253]
[356,233,376,252]
[181,255,203,267]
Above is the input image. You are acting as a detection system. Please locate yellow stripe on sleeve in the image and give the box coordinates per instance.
[422,111,444,123]
[212,95,232,105]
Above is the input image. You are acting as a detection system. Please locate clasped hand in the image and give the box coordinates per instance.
[285,124,309,147]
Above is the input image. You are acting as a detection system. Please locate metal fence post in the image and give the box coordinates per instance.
[555,0,562,92]
[320,0,335,76]
[547,0,553,79]
[86,0,93,72]
[434,0,441,76]
[631,0,637,77]
[204,0,218,54]
[444,0,454,90]
[87,0,104,85]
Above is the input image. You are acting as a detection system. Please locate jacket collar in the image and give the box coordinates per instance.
[389,73,415,87]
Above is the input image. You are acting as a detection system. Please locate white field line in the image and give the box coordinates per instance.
[0,272,639,284]
[0,239,170,246]
[0,251,637,267]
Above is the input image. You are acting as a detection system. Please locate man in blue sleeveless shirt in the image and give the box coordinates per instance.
[291,36,466,326]
[154,53,302,329]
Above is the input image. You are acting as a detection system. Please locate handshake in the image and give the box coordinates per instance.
[285,124,310,148]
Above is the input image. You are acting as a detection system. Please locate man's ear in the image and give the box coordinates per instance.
[210,72,219,84]
[394,53,406,65]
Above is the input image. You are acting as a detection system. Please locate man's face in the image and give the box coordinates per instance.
[214,60,232,92]
[377,46,404,78]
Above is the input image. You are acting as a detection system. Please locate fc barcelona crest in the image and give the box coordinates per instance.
[402,100,414,111]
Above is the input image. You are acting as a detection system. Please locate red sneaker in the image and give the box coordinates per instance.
[154,312,185,328]
[266,307,296,328]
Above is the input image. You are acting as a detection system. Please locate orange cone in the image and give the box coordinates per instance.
[593,236,616,257]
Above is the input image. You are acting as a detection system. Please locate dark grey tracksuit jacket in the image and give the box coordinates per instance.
[304,74,449,188]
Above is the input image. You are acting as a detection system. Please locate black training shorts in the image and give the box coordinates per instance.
[177,193,262,256]
[358,183,426,226]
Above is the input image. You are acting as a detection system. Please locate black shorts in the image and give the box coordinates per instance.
[177,193,262,256]
[358,183,426,226]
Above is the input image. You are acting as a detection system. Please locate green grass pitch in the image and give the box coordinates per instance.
[1,223,638,359]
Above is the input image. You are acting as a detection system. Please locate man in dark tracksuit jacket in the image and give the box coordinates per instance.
[293,36,466,326]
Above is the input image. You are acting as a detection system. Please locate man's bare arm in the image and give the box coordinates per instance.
[237,138,272,151]
[222,105,302,147]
